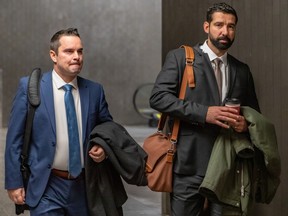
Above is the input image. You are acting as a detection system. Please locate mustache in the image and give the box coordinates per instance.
[218,36,231,42]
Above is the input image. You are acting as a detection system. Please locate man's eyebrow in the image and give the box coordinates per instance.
[63,47,83,51]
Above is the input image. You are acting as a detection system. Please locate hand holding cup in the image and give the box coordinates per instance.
[225,98,240,114]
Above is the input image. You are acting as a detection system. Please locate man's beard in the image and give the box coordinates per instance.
[210,35,234,50]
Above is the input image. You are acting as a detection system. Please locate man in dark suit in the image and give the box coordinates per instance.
[5,28,112,215]
[150,3,260,216]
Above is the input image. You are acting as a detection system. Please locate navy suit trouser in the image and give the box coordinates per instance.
[30,174,89,216]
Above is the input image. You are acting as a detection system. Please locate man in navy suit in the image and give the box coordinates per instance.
[150,3,260,216]
[5,28,112,215]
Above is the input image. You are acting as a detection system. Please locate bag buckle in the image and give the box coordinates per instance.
[166,149,174,163]
[170,139,177,145]
[186,58,194,66]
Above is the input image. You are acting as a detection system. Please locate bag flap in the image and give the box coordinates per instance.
[143,132,175,173]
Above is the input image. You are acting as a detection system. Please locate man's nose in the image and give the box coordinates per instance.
[221,26,228,35]
[73,51,80,59]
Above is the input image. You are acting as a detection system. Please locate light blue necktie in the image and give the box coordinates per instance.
[63,84,82,178]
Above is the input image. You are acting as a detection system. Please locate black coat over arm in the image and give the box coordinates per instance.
[85,121,147,216]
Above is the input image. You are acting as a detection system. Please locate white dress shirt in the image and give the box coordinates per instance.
[200,41,229,102]
[52,70,84,170]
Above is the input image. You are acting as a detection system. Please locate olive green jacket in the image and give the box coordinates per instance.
[199,106,281,216]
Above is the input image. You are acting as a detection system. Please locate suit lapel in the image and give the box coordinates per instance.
[41,72,56,135]
[201,52,221,104]
[41,74,89,145]
[227,55,237,99]
[78,77,89,143]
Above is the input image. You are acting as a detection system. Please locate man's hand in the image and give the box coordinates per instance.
[88,145,107,163]
[7,188,25,205]
[206,106,248,132]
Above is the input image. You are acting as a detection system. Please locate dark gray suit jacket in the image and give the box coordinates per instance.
[150,44,260,176]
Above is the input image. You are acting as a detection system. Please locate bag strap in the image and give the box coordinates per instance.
[158,45,195,143]
[20,68,42,169]
[181,45,195,88]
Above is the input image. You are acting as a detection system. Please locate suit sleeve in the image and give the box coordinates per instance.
[97,85,113,123]
[5,77,29,189]
[150,49,208,125]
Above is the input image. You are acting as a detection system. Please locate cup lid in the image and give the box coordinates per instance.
[225,98,241,105]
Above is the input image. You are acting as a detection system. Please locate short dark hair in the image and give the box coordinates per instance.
[50,28,80,53]
[206,2,238,24]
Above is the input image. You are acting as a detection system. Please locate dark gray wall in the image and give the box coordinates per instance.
[0,0,161,126]
[163,0,287,215]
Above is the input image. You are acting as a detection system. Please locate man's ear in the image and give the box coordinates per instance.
[49,50,57,63]
[203,21,209,34]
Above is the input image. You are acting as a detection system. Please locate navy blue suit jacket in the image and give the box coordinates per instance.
[5,71,112,207]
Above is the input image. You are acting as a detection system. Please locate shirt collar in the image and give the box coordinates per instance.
[200,40,228,66]
[52,70,78,90]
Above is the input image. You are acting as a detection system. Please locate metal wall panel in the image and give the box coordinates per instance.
[162,0,288,215]
[0,0,161,125]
